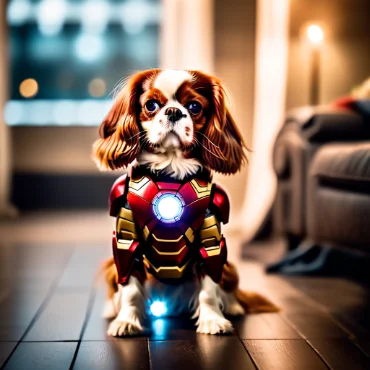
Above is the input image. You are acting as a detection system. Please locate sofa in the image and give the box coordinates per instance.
[268,99,370,275]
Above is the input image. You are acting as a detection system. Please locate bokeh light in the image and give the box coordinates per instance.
[81,0,109,34]
[37,0,67,36]
[75,33,105,62]
[19,78,39,98]
[88,78,107,97]
[306,24,324,45]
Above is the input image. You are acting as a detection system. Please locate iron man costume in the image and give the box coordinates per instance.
[109,166,229,285]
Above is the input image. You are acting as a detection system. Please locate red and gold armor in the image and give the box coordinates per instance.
[109,166,229,285]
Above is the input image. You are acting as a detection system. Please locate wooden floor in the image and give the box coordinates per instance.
[1,212,370,369]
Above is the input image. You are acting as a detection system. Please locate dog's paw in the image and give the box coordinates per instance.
[224,300,245,316]
[223,293,245,316]
[107,318,144,337]
[102,299,117,319]
[196,317,233,335]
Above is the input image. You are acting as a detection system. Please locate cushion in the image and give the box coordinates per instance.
[311,142,370,187]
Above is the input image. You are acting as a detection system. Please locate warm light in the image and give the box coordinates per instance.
[75,33,105,62]
[19,78,38,98]
[306,24,324,45]
[88,78,107,97]
[150,301,167,317]
[153,193,184,223]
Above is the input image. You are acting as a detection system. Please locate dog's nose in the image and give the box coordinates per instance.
[165,107,183,123]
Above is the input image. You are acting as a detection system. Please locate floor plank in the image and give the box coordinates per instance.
[234,313,302,340]
[73,340,150,370]
[354,339,370,356]
[0,342,17,368]
[308,339,370,370]
[282,312,349,339]
[3,342,77,370]
[24,290,90,341]
[332,312,370,340]
[243,339,328,370]
[0,291,49,341]
[150,337,256,370]
[82,289,110,341]
[58,246,109,290]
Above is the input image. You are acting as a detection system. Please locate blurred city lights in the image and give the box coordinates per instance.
[37,0,67,36]
[4,101,24,125]
[121,0,150,34]
[7,0,31,26]
[88,78,107,97]
[52,101,78,125]
[77,100,104,125]
[306,24,324,45]
[28,101,52,125]
[75,33,105,62]
[19,78,39,98]
[4,100,113,126]
[81,0,109,34]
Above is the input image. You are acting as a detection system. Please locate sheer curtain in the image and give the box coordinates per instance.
[0,3,16,217]
[242,0,290,240]
[160,0,214,73]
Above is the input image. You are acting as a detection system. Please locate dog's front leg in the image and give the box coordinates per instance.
[107,276,146,336]
[195,275,233,335]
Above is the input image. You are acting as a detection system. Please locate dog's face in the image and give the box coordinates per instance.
[93,69,246,175]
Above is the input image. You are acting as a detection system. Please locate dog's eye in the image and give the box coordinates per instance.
[145,99,160,112]
[186,101,202,114]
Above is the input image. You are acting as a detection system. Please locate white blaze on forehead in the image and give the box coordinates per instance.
[154,70,192,99]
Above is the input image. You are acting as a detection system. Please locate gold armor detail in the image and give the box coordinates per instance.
[185,227,195,243]
[116,207,138,245]
[144,256,190,279]
[190,179,212,199]
[200,215,222,256]
[151,244,187,256]
[118,207,135,222]
[152,233,183,243]
[129,176,150,193]
[143,225,150,241]
[117,217,136,234]
[117,239,134,250]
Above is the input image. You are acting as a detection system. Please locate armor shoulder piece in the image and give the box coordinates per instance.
[211,184,230,224]
[109,174,129,216]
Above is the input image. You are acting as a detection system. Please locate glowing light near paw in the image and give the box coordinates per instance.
[150,301,167,317]
[153,193,184,223]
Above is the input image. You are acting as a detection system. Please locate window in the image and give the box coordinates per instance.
[5,0,161,126]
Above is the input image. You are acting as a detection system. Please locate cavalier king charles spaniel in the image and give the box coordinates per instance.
[93,69,277,337]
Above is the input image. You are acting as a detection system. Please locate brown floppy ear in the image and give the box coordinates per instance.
[201,77,247,174]
[93,70,158,170]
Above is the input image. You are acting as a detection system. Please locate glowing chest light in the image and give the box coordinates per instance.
[152,192,185,223]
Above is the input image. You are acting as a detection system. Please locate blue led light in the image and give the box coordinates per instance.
[150,301,167,317]
[153,193,184,223]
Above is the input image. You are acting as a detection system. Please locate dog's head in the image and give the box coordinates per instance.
[93,69,247,177]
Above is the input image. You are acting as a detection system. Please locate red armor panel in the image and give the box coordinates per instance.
[211,184,230,224]
[109,167,230,284]
[199,237,227,282]
[112,232,142,285]
[109,174,128,217]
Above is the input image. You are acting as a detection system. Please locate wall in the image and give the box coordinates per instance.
[286,0,370,109]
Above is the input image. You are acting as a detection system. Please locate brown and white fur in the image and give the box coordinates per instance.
[94,69,278,336]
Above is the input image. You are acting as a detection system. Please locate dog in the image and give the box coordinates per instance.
[93,69,278,336]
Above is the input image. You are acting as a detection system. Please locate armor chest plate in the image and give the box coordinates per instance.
[126,174,212,279]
